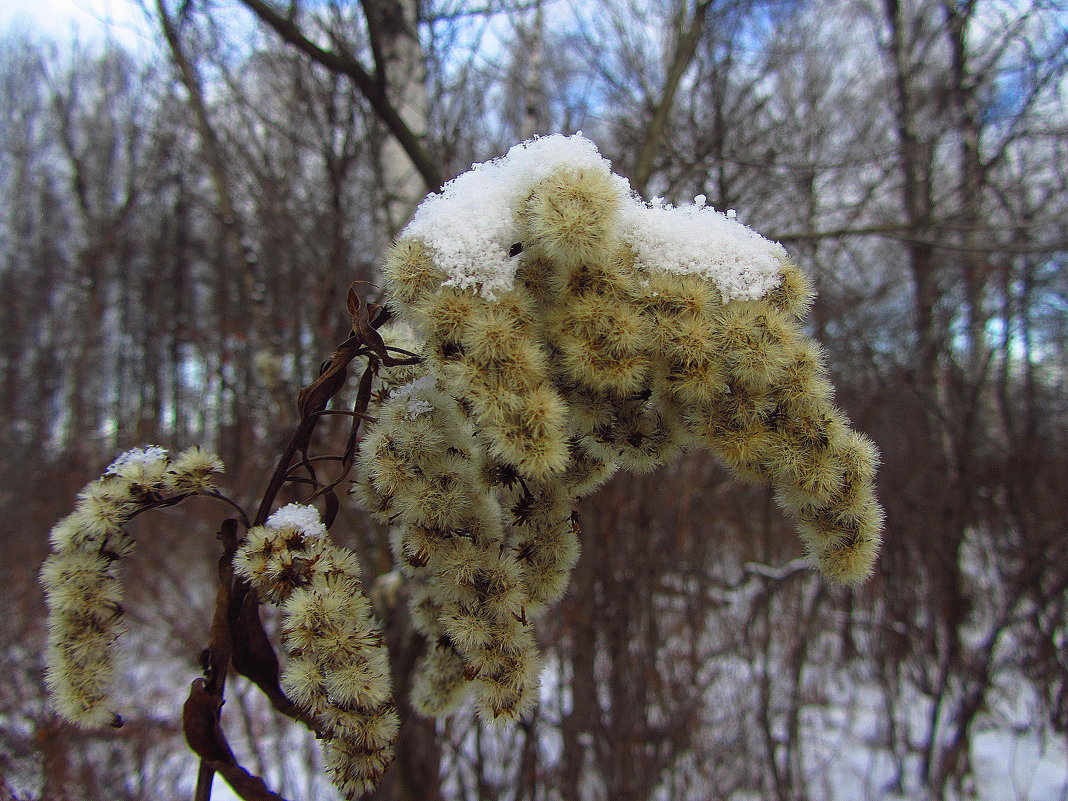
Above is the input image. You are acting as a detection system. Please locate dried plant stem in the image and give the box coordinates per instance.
[182,286,416,801]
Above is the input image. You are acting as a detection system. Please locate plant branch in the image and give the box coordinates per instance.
[203,490,253,529]
[184,678,292,801]
[774,223,1068,254]
[185,518,239,801]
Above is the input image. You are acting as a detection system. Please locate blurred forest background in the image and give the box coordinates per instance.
[1,0,1067,799]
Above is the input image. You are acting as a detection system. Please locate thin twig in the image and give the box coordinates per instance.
[310,409,375,419]
[189,519,240,801]
[204,489,252,529]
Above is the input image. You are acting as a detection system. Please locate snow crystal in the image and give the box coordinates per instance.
[617,201,785,302]
[106,446,169,478]
[405,397,434,418]
[266,503,327,538]
[391,375,437,419]
[392,375,436,399]
[402,134,629,299]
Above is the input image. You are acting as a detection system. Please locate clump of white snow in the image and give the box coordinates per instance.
[106,446,169,480]
[405,397,434,418]
[266,503,328,538]
[393,375,436,399]
[402,134,629,299]
[391,375,438,420]
[617,201,786,302]
[403,133,785,303]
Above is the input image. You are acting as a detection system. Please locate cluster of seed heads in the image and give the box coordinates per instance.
[39,137,884,800]
[40,446,223,727]
[41,448,394,800]
[233,504,397,799]
[355,149,884,724]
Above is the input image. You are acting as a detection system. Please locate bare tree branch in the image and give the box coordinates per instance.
[631,0,713,194]
[776,223,1068,254]
[236,0,443,191]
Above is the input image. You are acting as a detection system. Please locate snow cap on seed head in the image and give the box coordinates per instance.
[266,502,329,538]
[105,446,169,485]
[401,134,629,299]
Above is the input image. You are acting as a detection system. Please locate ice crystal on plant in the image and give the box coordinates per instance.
[266,503,328,538]
[617,199,785,302]
[105,446,170,483]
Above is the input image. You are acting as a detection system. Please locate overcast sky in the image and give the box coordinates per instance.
[1,0,149,48]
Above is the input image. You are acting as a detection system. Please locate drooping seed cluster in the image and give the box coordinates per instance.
[355,134,884,722]
[233,504,397,799]
[40,446,224,727]
[355,372,541,720]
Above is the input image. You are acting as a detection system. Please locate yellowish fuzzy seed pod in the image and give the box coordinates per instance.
[410,640,470,717]
[560,442,618,499]
[382,239,447,318]
[581,397,685,473]
[519,165,624,270]
[662,353,728,409]
[555,384,615,441]
[774,339,835,414]
[797,494,884,585]
[712,304,796,393]
[463,307,542,376]
[549,294,652,396]
[41,550,122,618]
[70,484,138,550]
[280,655,329,715]
[45,634,121,728]
[406,579,446,635]
[480,384,571,478]
[421,287,479,358]
[41,446,224,728]
[564,252,641,299]
[511,516,580,613]
[323,733,398,801]
[471,640,542,724]
[163,446,225,493]
[640,271,719,330]
[514,254,565,307]
[765,258,815,320]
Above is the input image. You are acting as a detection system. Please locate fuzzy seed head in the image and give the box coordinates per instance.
[41,444,226,728]
[520,165,624,268]
[362,133,884,730]
[323,733,397,800]
[383,238,447,312]
[411,643,470,717]
[105,446,169,485]
[765,258,814,319]
[163,447,224,493]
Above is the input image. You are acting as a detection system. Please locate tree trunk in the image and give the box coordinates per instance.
[364,0,430,235]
